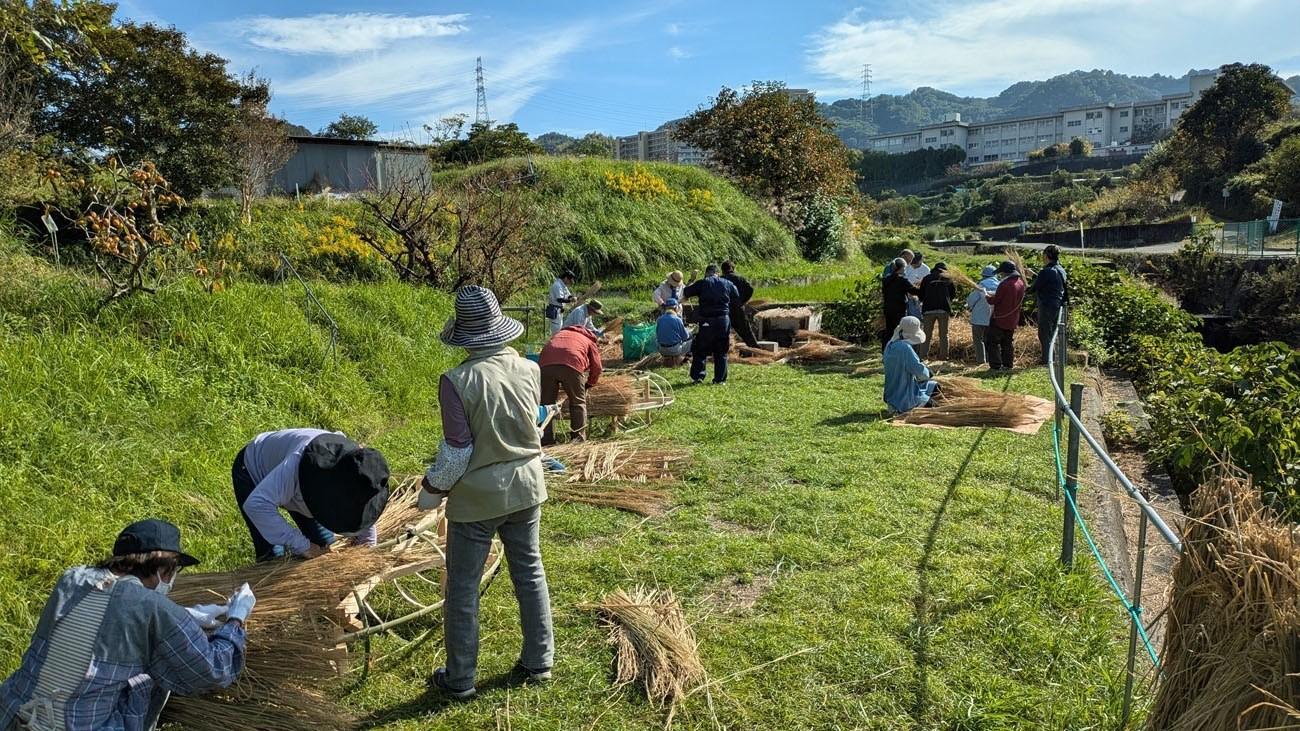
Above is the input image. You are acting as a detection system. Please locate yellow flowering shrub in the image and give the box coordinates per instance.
[603,167,672,200]
[686,188,715,210]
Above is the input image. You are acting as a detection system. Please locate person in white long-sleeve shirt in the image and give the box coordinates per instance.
[545,271,578,336]
[964,264,999,364]
[231,428,391,561]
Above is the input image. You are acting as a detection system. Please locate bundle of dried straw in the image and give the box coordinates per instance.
[582,587,705,710]
[543,441,685,516]
[941,267,980,290]
[583,375,639,416]
[1145,469,1300,730]
[945,314,1041,366]
[894,376,1044,429]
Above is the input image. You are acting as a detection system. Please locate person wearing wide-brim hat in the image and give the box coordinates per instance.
[420,285,554,699]
[0,519,257,731]
[232,429,391,562]
[883,316,940,414]
[652,270,686,308]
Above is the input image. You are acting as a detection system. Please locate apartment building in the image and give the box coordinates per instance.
[614,119,706,165]
[867,71,1220,166]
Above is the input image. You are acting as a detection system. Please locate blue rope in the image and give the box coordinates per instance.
[1052,422,1161,668]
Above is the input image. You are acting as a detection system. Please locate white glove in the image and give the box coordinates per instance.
[226,583,256,624]
[186,603,229,630]
[418,487,446,511]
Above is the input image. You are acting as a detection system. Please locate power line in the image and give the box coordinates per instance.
[475,57,490,126]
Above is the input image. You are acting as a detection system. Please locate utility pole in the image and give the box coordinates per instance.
[475,57,490,127]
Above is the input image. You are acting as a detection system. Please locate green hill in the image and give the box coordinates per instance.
[821,68,1203,147]
[436,157,797,279]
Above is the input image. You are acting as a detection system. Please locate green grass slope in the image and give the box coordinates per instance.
[438,157,798,279]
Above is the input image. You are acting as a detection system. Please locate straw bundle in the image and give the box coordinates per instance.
[548,482,672,517]
[941,267,980,290]
[545,441,686,483]
[894,376,1045,429]
[584,375,639,417]
[1145,469,1300,731]
[945,314,1041,365]
[582,587,705,709]
[796,330,851,346]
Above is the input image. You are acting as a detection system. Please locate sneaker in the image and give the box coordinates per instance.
[510,661,552,684]
[711,380,727,386]
[691,378,704,385]
[430,668,476,699]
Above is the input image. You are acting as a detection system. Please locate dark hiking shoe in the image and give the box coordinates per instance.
[510,661,552,684]
[431,668,477,699]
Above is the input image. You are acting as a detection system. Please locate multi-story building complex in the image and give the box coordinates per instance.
[614,119,706,165]
[867,71,1221,167]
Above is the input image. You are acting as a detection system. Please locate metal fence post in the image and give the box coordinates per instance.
[1121,511,1149,728]
[1061,383,1084,568]
[1053,306,1068,500]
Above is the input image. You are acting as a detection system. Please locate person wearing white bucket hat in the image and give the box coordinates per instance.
[420,286,554,699]
[883,316,940,414]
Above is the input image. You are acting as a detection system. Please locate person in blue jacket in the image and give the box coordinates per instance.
[681,264,740,385]
[883,316,940,413]
[655,298,693,360]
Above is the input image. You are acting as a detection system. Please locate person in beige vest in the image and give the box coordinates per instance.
[418,286,554,699]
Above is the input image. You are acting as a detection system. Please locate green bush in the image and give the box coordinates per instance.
[1068,262,1197,371]
[822,278,883,342]
[795,195,848,261]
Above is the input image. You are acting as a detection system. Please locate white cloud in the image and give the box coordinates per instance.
[237,12,468,55]
[665,22,681,35]
[668,46,691,60]
[808,0,1300,96]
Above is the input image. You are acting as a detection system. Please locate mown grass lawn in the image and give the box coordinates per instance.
[349,362,1134,730]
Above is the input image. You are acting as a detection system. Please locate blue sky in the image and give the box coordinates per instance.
[115,0,1300,140]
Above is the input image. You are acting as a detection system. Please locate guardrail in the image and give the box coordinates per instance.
[1046,306,1181,727]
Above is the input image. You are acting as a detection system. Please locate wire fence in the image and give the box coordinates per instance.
[1046,307,1182,727]
[1194,218,1300,258]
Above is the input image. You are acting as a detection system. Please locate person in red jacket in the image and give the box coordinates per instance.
[538,325,603,444]
[984,260,1027,370]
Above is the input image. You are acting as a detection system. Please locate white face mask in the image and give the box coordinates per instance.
[154,571,174,596]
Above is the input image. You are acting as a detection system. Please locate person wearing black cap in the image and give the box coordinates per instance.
[984,260,1027,370]
[720,261,760,349]
[1027,244,1068,364]
[419,286,554,699]
[231,428,391,561]
[682,264,741,385]
[0,520,255,731]
[881,258,922,351]
[545,270,578,336]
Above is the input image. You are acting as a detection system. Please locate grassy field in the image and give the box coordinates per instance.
[0,236,1135,729]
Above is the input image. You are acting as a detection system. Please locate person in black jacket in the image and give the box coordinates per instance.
[682,264,741,385]
[918,262,957,360]
[720,261,759,348]
[881,258,921,351]
[1027,245,1068,364]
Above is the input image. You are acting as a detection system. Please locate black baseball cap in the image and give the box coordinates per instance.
[998,260,1018,274]
[113,519,200,567]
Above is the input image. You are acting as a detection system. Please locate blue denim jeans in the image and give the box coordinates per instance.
[444,504,554,689]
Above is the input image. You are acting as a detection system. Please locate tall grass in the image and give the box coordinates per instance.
[437,157,798,279]
[0,237,457,671]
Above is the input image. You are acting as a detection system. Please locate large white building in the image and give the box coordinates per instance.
[616,88,814,165]
[867,71,1221,166]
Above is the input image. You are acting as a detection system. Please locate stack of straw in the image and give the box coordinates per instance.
[582,587,705,711]
[165,548,405,731]
[1145,469,1300,730]
[543,441,686,516]
[945,314,1041,365]
[583,375,639,417]
[893,376,1044,429]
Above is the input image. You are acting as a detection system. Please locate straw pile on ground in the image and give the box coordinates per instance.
[893,376,1045,429]
[945,314,1041,365]
[165,548,404,731]
[544,441,686,516]
[583,375,640,416]
[730,330,864,366]
[1145,469,1300,730]
[582,587,705,713]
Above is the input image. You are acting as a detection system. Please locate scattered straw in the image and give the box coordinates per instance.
[581,587,705,709]
[1145,468,1300,731]
[545,441,686,483]
[548,482,672,517]
[945,314,1041,366]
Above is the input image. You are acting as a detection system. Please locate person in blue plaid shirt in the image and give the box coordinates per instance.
[0,519,256,731]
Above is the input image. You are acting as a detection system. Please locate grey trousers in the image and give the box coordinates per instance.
[444,504,554,689]
[919,311,950,360]
[970,323,988,364]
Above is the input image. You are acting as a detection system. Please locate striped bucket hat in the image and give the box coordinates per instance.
[440,285,524,348]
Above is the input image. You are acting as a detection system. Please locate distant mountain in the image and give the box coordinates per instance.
[1289,75,1300,97]
[821,69,1210,148]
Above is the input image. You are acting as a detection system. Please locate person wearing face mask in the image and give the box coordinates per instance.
[0,519,255,731]
[232,429,392,562]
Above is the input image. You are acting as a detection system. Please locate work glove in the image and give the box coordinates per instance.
[186,603,229,631]
[418,487,447,511]
[226,583,256,624]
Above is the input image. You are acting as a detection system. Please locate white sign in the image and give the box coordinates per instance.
[40,213,57,234]
[1268,199,1283,233]
[1222,187,1230,200]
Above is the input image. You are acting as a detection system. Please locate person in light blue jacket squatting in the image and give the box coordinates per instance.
[883,316,941,414]
[964,264,1000,364]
